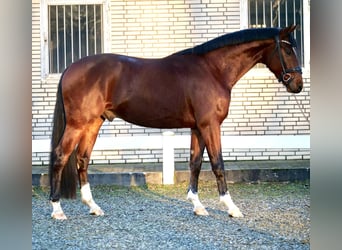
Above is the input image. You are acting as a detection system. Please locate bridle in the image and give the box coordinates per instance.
[273,35,309,125]
[274,35,302,86]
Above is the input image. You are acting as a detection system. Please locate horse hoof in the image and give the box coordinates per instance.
[90,207,104,216]
[51,212,67,220]
[228,208,244,218]
[193,206,209,216]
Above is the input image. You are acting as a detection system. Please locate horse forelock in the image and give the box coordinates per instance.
[174,27,282,55]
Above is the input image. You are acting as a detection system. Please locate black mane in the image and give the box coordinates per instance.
[174,27,282,55]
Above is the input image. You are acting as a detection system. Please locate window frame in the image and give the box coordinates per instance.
[240,0,310,77]
[40,0,110,78]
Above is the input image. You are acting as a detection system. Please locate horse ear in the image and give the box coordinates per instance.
[280,24,297,37]
[281,24,297,34]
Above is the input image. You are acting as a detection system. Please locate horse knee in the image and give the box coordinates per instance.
[77,156,90,186]
[191,156,202,166]
[190,153,203,172]
[51,150,68,171]
[212,167,225,180]
[210,157,223,174]
[77,156,89,170]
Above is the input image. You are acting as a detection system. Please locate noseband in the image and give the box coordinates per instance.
[274,35,302,86]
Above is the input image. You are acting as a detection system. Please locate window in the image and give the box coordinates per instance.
[48,4,103,73]
[247,0,305,67]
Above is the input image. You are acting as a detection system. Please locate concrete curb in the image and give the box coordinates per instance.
[32,166,309,187]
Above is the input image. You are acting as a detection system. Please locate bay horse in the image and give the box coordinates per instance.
[49,25,303,220]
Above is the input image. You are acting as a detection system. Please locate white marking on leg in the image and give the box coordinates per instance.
[51,201,67,220]
[220,193,243,218]
[81,183,104,216]
[187,190,209,216]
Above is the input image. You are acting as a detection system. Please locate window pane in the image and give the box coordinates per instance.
[49,5,57,73]
[80,5,87,58]
[72,5,80,61]
[57,5,64,72]
[256,0,264,27]
[287,0,295,25]
[88,5,95,56]
[48,4,103,73]
[265,0,271,27]
[65,5,72,68]
[95,5,102,54]
[249,1,256,26]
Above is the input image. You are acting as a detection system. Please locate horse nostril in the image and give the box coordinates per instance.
[297,85,303,93]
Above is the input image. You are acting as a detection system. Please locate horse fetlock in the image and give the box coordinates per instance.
[187,190,209,216]
[80,183,104,216]
[51,201,67,220]
[82,197,104,216]
[220,194,244,218]
[80,183,93,202]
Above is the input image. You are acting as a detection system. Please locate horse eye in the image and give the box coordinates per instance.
[285,47,292,55]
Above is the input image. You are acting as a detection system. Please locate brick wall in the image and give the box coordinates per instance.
[110,0,240,58]
[32,0,310,166]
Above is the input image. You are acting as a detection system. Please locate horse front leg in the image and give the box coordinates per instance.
[200,124,243,218]
[187,129,209,215]
[77,118,104,216]
[214,154,243,218]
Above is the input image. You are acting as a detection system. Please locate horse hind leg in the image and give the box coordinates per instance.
[187,129,209,216]
[50,126,83,220]
[77,118,104,216]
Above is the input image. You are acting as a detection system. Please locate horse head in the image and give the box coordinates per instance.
[266,25,303,93]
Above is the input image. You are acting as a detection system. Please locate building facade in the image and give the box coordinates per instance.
[32,0,310,165]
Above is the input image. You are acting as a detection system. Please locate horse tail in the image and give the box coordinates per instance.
[49,69,78,199]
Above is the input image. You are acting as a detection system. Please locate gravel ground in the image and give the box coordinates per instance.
[32,181,310,249]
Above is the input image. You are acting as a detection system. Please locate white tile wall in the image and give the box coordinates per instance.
[32,0,310,165]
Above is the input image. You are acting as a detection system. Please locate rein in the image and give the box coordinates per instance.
[292,94,310,125]
[274,35,302,86]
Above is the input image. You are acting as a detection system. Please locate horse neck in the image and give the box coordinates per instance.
[204,39,273,89]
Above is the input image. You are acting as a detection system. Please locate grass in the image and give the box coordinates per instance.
[33,180,310,200]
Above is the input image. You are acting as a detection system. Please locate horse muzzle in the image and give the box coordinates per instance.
[283,77,303,93]
[279,67,303,93]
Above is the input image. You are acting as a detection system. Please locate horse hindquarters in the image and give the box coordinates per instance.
[49,70,106,219]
